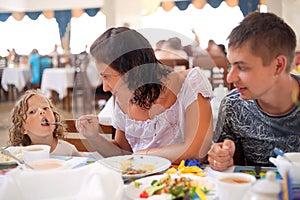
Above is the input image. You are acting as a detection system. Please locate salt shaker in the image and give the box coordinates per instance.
[250,171,281,200]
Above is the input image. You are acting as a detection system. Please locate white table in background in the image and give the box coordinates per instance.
[1,67,31,100]
[41,68,75,99]
[41,68,75,111]
[1,67,31,92]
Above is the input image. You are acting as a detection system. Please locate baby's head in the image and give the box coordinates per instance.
[9,89,64,146]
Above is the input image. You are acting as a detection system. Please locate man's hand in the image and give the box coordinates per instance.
[207,139,235,171]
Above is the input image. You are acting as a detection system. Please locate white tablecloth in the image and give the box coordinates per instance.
[1,67,31,92]
[41,68,75,100]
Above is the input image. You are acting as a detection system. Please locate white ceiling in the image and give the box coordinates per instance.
[0,0,104,12]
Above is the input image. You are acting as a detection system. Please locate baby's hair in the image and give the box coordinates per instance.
[8,89,65,146]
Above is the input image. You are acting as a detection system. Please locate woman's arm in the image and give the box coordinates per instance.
[135,94,214,164]
[76,115,132,157]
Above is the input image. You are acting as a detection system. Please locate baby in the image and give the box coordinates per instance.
[8,89,81,157]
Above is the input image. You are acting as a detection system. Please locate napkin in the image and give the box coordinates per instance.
[0,162,124,200]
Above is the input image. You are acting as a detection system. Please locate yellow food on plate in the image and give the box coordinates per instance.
[165,160,206,177]
[165,167,177,174]
[0,147,23,163]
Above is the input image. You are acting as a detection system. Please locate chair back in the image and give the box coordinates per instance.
[193,55,229,89]
[62,119,115,152]
[159,58,190,71]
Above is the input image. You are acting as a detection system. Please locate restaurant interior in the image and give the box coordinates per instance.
[0,0,300,199]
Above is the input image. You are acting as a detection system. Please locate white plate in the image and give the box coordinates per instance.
[0,146,23,165]
[98,155,171,180]
[125,174,217,200]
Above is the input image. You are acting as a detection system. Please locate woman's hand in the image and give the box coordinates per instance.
[207,139,235,171]
[75,115,99,138]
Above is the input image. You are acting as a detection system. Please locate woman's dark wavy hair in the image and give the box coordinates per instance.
[227,12,296,72]
[9,89,64,146]
[90,27,172,109]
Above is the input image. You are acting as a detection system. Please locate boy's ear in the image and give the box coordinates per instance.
[275,55,286,75]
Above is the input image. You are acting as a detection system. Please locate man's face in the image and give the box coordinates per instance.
[227,44,278,100]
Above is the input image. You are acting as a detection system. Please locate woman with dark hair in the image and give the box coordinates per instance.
[76,27,214,164]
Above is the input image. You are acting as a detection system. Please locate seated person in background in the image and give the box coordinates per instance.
[208,12,300,171]
[155,37,188,60]
[8,89,82,157]
[154,40,166,52]
[29,49,51,88]
[29,49,40,87]
[18,55,29,69]
[76,27,214,164]
[205,39,225,57]
[217,44,227,56]
[6,48,20,64]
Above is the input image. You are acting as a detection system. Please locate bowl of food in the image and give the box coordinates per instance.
[269,152,300,184]
[26,158,68,170]
[23,145,50,163]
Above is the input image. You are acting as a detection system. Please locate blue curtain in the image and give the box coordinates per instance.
[238,0,259,16]
[0,13,11,22]
[175,0,192,10]
[84,8,100,17]
[171,0,259,16]
[207,0,223,8]
[26,11,42,20]
[55,10,72,39]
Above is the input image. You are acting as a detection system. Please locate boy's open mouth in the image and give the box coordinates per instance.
[41,118,50,126]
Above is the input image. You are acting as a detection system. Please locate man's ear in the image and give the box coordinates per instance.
[275,55,286,75]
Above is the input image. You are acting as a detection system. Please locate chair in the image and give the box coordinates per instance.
[63,119,116,152]
[193,55,229,89]
[159,58,190,71]
[57,54,71,68]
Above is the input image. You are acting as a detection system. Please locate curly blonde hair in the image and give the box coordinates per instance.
[8,89,65,146]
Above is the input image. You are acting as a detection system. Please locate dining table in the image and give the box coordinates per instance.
[0,149,296,200]
[40,67,75,111]
[40,67,75,100]
[1,67,31,100]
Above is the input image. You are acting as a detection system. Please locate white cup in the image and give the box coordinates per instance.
[216,172,256,200]
[23,145,50,163]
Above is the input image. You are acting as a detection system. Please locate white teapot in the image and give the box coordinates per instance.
[249,171,281,200]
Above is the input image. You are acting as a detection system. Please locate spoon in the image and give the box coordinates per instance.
[0,148,34,169]
[41,118,93,126]
[273,147,294,165]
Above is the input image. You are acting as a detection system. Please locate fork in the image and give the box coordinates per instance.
[0,148,34,169]
[41,118,94,125]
